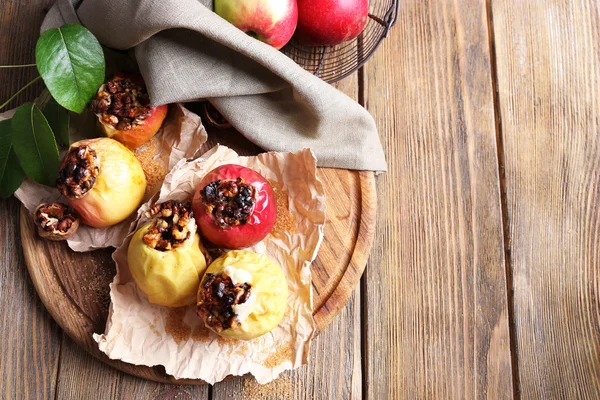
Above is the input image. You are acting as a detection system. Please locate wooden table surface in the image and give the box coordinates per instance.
[2,1,600,399]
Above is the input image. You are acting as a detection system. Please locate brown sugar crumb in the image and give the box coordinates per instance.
[235,343,250,356]
[242,374,291,399]
[148,323,160,336]
[72,250,114,325]
[191,324,211,342]
[268,180,298,234]
[134,136,166,196]
[263,344,293,368]
[217,336,238,346]
[165,307,191,344]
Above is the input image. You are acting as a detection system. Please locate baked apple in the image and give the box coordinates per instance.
[192,165,276,249]
[196,250,288,340]
[56,138,146,228]
[90,73,168,150]
[128,200,207,307]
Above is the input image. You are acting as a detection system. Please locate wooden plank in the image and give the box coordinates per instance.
[54,333,209,400]
[0,1,61,399]
[491,1,600,397]
[212,73,363,399]
[363,0,513,398]
[212,288,362,400]
[0,198,62,399]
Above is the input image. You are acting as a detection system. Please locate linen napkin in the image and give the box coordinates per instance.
[41,0,387,171]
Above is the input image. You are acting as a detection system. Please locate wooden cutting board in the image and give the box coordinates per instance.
[19,128,377,384]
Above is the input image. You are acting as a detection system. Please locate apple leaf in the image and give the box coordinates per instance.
[0,119,26,198]
[43,97,70,147]
[36,24,105,114]
[11,103,60,186]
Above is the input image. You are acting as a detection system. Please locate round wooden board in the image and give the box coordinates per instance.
[19,129,377,384]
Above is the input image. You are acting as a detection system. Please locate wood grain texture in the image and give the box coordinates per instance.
[212,72,364,400]
[213,287,362,400]
[363,0,513,398]
[55,333,209,400]
[0,2,61,399]
[0,0,51,110]
[0,198,61,400]
[491,1,600,397]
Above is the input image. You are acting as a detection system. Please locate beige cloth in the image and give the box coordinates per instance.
[41,0,386,171]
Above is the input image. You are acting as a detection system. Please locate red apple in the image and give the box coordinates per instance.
[192,164,276,249]
[295,0,369,46]
[90,73,168,150]
[215,0,298,50]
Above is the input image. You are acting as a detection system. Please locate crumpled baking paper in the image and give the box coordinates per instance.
[4,104,207,251]
[93,145,324,384]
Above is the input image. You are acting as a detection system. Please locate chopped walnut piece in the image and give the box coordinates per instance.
[196,272,252,332]
[56,145,100,199]
[142,200,194,251]
[90,76,152,130]
[200,178,256,229]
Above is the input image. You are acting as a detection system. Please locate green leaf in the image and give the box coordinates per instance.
[11,103,60,186]
[43,97,70,147]
[0,119,26,198]
[36,24,105,114]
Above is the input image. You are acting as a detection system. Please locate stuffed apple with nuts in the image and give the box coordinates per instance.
[196,250,288,340]
[192,165,276,249]
[56,137,146,228]
[128,200,208,307]
[90,72,168,150]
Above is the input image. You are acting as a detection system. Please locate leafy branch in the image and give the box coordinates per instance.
[0,23,105,198]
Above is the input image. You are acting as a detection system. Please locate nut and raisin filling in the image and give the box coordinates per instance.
[142,200,194,251]
[200,178,256,229]
[34,203,78,234]
[90,76,152,131]
[56,145,100,199]
[196,273,252,332]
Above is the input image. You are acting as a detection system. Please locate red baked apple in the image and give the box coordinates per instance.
[90,73,168,150]
[295,0,369,46]
[215,0,298,50]
[192,165,276,249]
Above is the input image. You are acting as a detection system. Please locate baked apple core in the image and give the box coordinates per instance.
[196,272,252,332]
[142,200,194,251]
[200,178,256,229]
[56,145,100,199]
[34,202,78,234]
[90,76,152,131]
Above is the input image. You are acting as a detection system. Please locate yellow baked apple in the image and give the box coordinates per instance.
[128,200,207,307]
[196,250,288,340]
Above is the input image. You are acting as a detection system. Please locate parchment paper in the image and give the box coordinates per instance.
[94,145,324,384]
[4,104,207,251]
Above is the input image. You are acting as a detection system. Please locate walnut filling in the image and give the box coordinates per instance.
[34,203,78,234]
[142,200,194,251]
[56,145,100,199]
[200,178,256,229]
[90,76,152,131]
[196,272,252,332]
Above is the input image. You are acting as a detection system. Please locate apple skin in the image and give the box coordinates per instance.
[295,0,369,46]
[215,0,298,50]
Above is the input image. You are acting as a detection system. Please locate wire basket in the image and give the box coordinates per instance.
[282,0,399,83]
